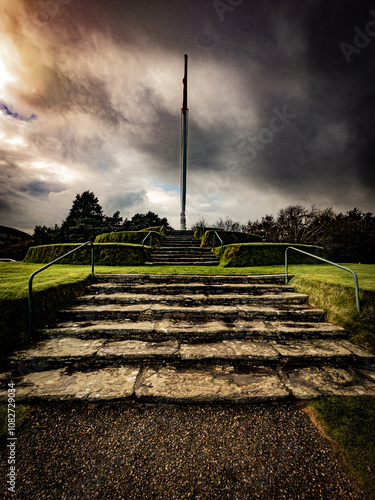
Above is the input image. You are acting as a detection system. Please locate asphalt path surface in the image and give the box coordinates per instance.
[1,402,366,499]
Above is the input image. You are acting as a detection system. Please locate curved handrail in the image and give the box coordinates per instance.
[285,246,361,312]
[141,231,153,248]
[160,225,166,236]
[28,241,94,333]
[212,231,224,256]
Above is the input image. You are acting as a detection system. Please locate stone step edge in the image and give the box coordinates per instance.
[89,283,296,292]
[1,362,374,403]
[76,292,308,305]
[8,339,371,370]
[93,274,291,282]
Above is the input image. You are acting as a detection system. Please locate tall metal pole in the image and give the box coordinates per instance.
[180,54,188,230]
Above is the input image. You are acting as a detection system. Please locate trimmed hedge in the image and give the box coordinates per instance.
[95,230,164,246]
[0,277,91,366]
[201,230,262,247]
[193,227,217,239]
[24,243,150,266]
[217,243,325,267]
[139,226,170,234]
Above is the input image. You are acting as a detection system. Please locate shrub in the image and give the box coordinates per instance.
[95,231,164,246]
[24,243,150,266]
[201,230,262,247]
[193,227,217,239]
[139,226,170,234]
[217,243,325,267]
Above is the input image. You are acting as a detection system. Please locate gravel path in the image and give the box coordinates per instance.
[1,402,366,499]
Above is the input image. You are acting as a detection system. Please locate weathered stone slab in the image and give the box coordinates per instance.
[282,366,375,398]
[180,340,279,361]
[273,340,353,359]
[136,365,289,403]
[340,340,375,359]
[97,340,179,359]
[11,338,104,361]
[0,367,140,402]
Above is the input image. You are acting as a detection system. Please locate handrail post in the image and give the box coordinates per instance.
[213,232,215,250]
[213,231,224,256]
[284,246,361,312]
[285,248,289,284]
[28,241,94,334]
[91,242,94,280]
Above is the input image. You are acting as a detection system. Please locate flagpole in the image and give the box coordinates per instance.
[180,54,188,230]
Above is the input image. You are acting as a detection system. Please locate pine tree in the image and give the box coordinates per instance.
[61,191,105,242]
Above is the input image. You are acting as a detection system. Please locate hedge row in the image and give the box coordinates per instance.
[139,226,170,234]
[24,243,150,266]
[201,230,262,247]
[94,230,164,246]
[0,277,91,366]
[193,227,217,238]
[216,243,325,267]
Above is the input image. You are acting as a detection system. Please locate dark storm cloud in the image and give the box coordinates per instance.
[24,70,128,126]
[19,180,66,198]
[1,0,374,231]
[106,190,147,213]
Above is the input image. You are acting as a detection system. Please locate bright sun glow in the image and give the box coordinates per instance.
[0,44,17,95]
[31,161,79,183]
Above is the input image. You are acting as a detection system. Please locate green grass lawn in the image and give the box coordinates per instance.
[1,262,374,299]
[310,397,375,499]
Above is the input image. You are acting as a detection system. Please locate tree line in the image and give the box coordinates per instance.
[33,191,169,245]
[3,192,373,263]
[198,205,374,263]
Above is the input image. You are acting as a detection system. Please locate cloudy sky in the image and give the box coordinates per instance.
[0,0,374,233]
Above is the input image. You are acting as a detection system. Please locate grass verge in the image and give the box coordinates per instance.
[309,397,375,499]
[289,264,375,353]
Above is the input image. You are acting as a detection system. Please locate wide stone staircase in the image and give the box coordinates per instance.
[1,273,374,403]
[146,230,219,266]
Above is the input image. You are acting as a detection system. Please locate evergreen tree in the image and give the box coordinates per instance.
[129,211,169,230]
[61,191,105,242]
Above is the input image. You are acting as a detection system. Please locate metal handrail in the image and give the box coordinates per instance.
[285,246,361,312]
[141,231,153,248]
[28,241,94,333]
[160,225,166,236]
[212,231,224,256]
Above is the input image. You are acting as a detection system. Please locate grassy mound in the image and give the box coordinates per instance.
[0,275,91,365]
[193,227,217,238]
[201,230,262,247]
[24,243,150,266]
[95,230,163,246]
[217,243,325,267]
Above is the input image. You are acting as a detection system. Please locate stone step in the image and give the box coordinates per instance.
[151,249,211,255]
[9,339,372,373]
[42,319,348,342]
[89,283,297,295]
[93,274,290,285]
[2,360,375,403]
[75,292,308,307]
[2,267,375,404]
[58,303,325,323]
[145,261,219,266]
[150,253,219,264]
